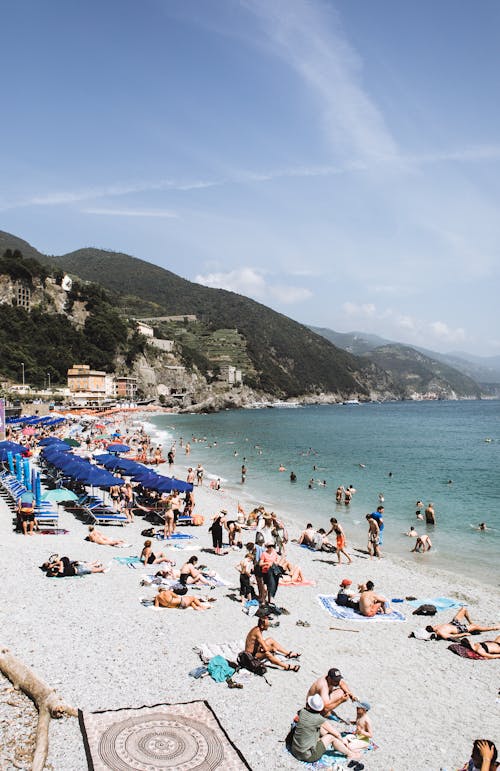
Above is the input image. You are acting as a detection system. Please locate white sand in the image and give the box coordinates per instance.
[1,441,499,770]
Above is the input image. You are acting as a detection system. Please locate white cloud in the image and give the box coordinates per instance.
[82,207,179,218]
[195,267,311,304]
[429,321,466,344]
[342,302,376,317]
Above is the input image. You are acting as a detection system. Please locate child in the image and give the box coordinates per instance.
[344,702,373,752]
[237,546,256,602]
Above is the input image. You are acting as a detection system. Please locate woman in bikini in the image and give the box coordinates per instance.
[140,540,170,566]
[462,635,500,659]
[179,556,213,587]
[154,587,210,610]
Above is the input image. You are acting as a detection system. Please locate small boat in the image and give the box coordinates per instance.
[342,399,360,405]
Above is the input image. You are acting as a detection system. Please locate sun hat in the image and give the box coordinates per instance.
[220,509,228,514]
[327,668,342,682]
[354,701,371,711]
[340,579,352,587]
[307,694,324,712]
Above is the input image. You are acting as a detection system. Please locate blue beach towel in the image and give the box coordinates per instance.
[155,533,195,541]
[407,597,466,611]
[317,595,406,622]
[113,556,143,568]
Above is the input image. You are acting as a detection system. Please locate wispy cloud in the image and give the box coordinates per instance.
[242,0,399,164]
[82,207,179,218]
[195,267,311,304]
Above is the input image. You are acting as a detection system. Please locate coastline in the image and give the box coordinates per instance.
[1,411,498,770]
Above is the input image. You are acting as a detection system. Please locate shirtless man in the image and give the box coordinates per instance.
[186,467,195,485]
[298,523,316,547]
[244,616,300,671]
[358,581,389,617]
[426,607,500,641]
[86,526,128,547]
[366,515,380,559]
[154,587,209,610]
[425,502,436,525]
[462,634,500,659]
[307,668,357,715]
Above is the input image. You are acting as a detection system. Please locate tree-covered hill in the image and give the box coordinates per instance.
[0,232,378,397]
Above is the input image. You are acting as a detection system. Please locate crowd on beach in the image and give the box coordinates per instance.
[2,411,499,770]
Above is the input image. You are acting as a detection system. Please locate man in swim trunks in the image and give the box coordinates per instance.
[86,526,128,547]
[427,608,500,640]
[370,506,384,544]
[358,581,389,617]
[307,667,358,715]
[298,523,316,547]
[366,515,381,559]
[412,533,432,552]
[425,502,436,525]
[245,616,301,671]
[154,587,209,610]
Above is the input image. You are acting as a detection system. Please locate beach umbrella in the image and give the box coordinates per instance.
[0,440,28,455]
[42,487,79,503]
[22,426,36,436]
[106,443,130,454]
[63,438,81,447]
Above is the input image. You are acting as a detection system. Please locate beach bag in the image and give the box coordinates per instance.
[409,627,437,641]
[237,651,267,676]
[141,527,156,537]
[171,582,188,596]
[412,604,437,616]
[192,514,204,526]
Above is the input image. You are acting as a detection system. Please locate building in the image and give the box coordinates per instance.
[136,321,154,338]
[219,365,243,385]
[148,338,174,352]
[115,376,138,401]
[68,365,106,394]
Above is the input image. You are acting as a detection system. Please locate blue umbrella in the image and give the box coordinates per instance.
[0,440,28,454]
[106,443,130,454]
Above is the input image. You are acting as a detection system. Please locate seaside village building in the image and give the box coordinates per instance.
[67,365,115,406]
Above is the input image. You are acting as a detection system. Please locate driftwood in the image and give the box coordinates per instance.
[0,647,77,771]
[329,626,360,633]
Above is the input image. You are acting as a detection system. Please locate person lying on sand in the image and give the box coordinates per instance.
[307,667,357,715]
[245,616,300,671]
[426,608,500,641]
[290,694,363,767]
[358,581,390,617]
[277,556,304,583]
[42,557,107,577]
[461,635,500,659]
[154,587,211,610]
[85,526,128,547]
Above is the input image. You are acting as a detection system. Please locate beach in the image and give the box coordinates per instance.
[1,413,499,770]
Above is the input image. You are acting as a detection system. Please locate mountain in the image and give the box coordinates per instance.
[309,326,393,355]
[0,231,388,399]
[362,345,481,398]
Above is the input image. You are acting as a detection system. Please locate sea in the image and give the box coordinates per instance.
[143,400,500,586]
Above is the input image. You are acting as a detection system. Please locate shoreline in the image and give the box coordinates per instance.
[1,410,498,770]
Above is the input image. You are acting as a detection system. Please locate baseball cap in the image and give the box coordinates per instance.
[327,668,342,682]
[354,701,371,711]
[307,694,324,712]
[340,579,352,587]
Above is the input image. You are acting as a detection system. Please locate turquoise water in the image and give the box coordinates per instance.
[146,401,500,584]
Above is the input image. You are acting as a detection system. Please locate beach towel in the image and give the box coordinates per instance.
[194,640,245,664]
[79,700,251,770]
[155,533,195,541]
[113,556,142,568]
[279,578,316,587]
[207,655,235,682]
[285,734,378,768]
[317,595,406,622]
[407,597,466,611]
[448,643,486,660]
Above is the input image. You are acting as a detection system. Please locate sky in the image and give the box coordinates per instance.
[1,0,500,356]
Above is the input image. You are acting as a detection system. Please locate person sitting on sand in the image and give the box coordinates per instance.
[426,607,500,641]
[154,586,211,610]
[245,616,300,671]
[351,701,373,740]
[298,523,316,547]
[85,526,128,547]
[412,533,432,552]
[42,557,107,577]
[290,694,363,767]
[313,528,335,552]
[277,555,304,583]
[179,556,213,587]
[140,539,170,566]
[358,581,390,617]
[336,579,360,611]
[461,634,500,660]
[307,667,358,715]
[459,739,498,771]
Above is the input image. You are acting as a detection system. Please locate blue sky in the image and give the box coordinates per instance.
[2,0,500,356]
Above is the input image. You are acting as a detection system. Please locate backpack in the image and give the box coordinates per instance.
[412,604,437,616]
[141,527,156,537]
[237,651,267,676]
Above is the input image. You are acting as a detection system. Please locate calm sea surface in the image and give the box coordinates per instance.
[146,401,500,585]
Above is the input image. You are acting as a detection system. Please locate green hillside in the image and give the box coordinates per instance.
[0,232,374,397]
